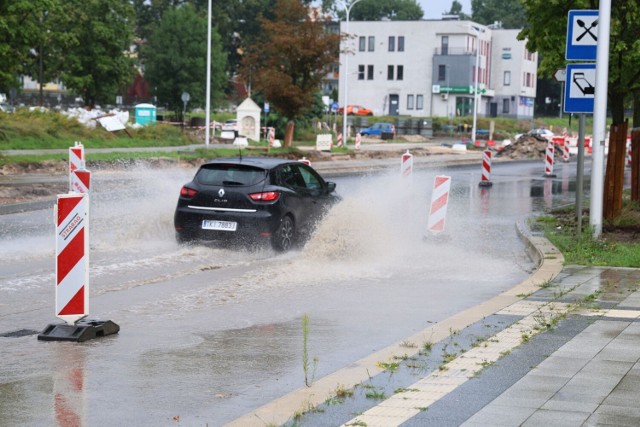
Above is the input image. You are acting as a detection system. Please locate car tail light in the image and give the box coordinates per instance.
[180,186,198,198]
[249,191,280,202]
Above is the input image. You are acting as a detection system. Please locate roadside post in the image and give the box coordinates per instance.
[355,132,361,150]
[400,150,413,178]
[38,144,119,342]
[336,133,343,148]
[479,150,493,187]
[68,141,84,191]
[427,175,451,235]
[543,140,557,178]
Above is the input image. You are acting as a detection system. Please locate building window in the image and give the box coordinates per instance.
[398,36,404,52]
[388,36,395,52]
[367,65,374,80]
[387,65,394,80]
[504,71,511,86]
[416,94,424,110]
[441,36,449,55]
[397,65,404,80]
[503,98,510,114]
[368,36,375,52]
[407,94,414,110]
[438,65,446,82]
[358,65,365,80]
[359,36,365,52]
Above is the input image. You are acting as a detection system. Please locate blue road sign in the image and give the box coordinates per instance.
[564,63,596,113]
[566,10,599,60]
[264,102,270,113]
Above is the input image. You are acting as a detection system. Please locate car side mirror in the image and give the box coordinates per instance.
[326,182,336,193]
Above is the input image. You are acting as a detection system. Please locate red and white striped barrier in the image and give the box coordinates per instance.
[355,133,361,150]
[336,133,343,148]
[70,169,91,194]
[479,150,492,187]
[627,137,632,167]
[55,193,89,325]
[400,150,413,177]
[544,140,556,177]
[69,142,84,191]
[563,137,570,162]
[427,175,451,235]
[299,157,311,166]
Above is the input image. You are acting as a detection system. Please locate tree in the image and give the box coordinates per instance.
[49,0,136,108]
[446,0,470,19]
[143,4,227,116]
[240,0,340,147]
[0,0,59,94]
[519,0,640,125]
[331,0,423,21]
[471,0,525,29]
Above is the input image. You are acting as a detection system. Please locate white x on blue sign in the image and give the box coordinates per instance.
[566,10,599,61]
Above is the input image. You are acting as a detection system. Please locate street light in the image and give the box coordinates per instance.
[338,0,364,146]
[205,0,212,146]
[471,25,484,145]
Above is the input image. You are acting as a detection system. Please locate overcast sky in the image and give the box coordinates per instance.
[420,0,471,20]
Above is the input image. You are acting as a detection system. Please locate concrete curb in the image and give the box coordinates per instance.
[224,219,564,427]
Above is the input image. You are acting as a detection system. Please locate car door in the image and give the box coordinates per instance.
[295,164,336,228]
[277,164,313,232]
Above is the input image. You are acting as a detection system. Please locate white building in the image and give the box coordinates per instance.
[338,20,537,119]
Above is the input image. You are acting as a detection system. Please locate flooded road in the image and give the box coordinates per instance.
[0,160,581,425]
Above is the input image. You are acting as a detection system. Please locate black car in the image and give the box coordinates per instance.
[174,157,340,251]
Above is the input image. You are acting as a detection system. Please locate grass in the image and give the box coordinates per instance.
[535,198,640,268]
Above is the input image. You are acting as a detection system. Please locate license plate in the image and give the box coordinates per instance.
[202,220,237,231]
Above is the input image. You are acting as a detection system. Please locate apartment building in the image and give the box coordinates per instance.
[338,19,537,119]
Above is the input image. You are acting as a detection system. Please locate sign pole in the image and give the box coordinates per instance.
[590,0,611,239]
[576,114,586,234]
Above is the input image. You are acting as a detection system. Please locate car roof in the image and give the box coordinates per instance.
[202,156,300,169]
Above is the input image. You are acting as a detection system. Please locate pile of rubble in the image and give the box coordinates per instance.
[497,135,555,160]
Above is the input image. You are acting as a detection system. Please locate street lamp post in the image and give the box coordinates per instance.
[205,0,212,146]
[471,25,483,145]
[339,0,363,147]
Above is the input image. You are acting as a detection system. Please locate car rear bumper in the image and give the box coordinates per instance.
[174,204,279,241]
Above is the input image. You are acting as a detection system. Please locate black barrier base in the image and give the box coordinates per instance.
[38,319,120,342]
[478,181,493,187]
[543,173,557,178]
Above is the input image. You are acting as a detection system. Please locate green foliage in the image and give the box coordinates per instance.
[143,4,227,115]
[53,0,136,108]
[345,0,424,21]
[471,0,525,28]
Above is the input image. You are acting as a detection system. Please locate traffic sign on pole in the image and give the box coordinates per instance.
[564,63,596,113]
[566,10,599,60]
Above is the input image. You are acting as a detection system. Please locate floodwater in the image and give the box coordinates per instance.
[0,160,581,426]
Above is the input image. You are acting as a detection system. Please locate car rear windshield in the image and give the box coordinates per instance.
[196,164,267,186]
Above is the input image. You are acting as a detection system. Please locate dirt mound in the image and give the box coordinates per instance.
[497,135,554,160]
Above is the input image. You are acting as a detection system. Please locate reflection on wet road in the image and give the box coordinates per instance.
[0,160,584,425]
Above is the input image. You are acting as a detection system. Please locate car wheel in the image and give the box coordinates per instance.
[367,112,373,116]
[272,215,295,252]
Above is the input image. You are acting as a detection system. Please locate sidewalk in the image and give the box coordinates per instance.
[227,223,640,427]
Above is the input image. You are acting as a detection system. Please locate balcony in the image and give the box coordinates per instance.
[434,47,476,56]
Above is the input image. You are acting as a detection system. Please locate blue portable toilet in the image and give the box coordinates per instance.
[134,103,156,126]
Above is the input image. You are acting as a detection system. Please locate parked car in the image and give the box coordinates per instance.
[174,157,340,251]
[515,128,554,141]
[221,119,238,132]
[336,105,373,116]
[360,122,395,137]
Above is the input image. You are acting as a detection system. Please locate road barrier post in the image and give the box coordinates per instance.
[400,150,413,178]
[544,140,557,178]
[479,150,493,187]
[427,175,451,235]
